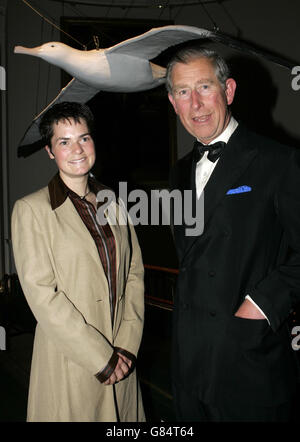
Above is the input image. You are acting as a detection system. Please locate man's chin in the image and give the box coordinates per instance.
[195,134,216,144]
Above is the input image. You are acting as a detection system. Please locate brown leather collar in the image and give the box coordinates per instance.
[48,172,111,210]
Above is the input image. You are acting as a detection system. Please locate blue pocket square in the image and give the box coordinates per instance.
[226,185,252,195]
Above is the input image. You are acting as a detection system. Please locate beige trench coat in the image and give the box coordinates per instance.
[11,185,145,422]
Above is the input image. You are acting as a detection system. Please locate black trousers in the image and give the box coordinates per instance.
[174,388,294,422]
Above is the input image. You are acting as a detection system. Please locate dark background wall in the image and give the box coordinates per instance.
[2,0,300,272]
[1,0,300,423]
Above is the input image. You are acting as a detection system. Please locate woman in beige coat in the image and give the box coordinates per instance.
[11,102,145,422]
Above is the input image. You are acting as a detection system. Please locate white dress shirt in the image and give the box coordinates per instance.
[195,116,238,199]
[195,116,269,322]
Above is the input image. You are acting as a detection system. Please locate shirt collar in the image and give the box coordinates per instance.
[197,116,238,145]
[48,172,109,210]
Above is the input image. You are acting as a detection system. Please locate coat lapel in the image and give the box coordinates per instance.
[104,201,121,282]
[55,198,101,264]
[182,124,258,260]
[104,200,130,328]
[170,151,195,259]
[204,125,258,227]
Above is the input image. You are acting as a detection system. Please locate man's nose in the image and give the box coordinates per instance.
[191,89,202,109]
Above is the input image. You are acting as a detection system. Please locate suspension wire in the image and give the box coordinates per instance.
[168,1,173,21]
[173,4,184,22]
[64,1,116,48]
[50,0,224,8]
[35,17,43,115]
[157,0,167,19]
[105,0,112,18]
[45,23,55,106]
[197,0,219,31]
[122,0,135,18]
[217,0,241,36]
[93,35,100,50]
[21,0,87,49]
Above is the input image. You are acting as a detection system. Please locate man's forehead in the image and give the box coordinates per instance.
[173,59,216,77]
[174,78,215,87]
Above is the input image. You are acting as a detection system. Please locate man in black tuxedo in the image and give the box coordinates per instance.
[167,46,300,422]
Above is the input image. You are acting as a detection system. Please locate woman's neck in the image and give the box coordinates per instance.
[59,173,90,198]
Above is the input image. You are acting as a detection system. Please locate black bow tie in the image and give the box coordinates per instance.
[193,140,226,163]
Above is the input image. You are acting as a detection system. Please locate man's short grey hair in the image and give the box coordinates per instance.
[166,47,231,94]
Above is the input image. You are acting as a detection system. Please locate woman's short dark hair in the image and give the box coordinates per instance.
[39,101,95,148]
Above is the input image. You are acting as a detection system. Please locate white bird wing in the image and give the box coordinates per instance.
[106,25,213,59]
[18,78,100,157]
[106,24,298,69]
[18,25,296,157]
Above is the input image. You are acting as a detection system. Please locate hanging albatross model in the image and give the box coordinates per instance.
[14,24,297,157]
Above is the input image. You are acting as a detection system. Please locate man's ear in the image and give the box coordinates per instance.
[225,78,237,106]
[45,145,55,159]
[168,92,178,115]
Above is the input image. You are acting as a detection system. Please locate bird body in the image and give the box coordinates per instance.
[14,24,294,156]
[14,25,213,155]
[14,42,166,91]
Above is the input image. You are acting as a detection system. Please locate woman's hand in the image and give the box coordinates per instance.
[103,353,132,385]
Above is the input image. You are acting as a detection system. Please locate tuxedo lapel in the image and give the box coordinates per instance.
[204,125,258,226]
[182,125,258,260]
[170,151,196,259]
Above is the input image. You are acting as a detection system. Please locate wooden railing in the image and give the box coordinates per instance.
[0,266,178,331]
[144,264,178,311]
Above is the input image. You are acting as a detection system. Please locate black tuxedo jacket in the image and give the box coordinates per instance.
[169,123,300,407]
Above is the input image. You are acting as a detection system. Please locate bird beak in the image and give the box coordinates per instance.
[14,45,41,56]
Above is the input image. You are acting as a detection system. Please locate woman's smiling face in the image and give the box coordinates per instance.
[45,117,96,184]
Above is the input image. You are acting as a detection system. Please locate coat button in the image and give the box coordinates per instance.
[209,311,216,317]
[209,271,215,277]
